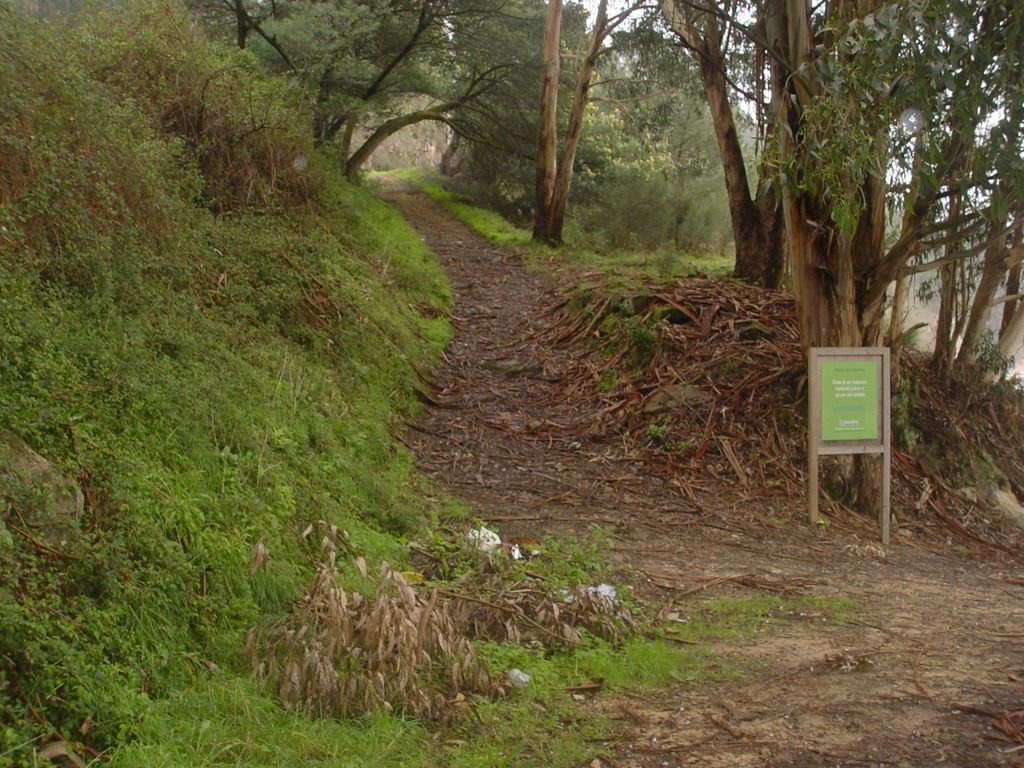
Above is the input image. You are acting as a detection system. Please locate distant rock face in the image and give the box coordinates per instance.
[0,432,84,547]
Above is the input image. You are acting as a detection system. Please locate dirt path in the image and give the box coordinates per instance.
[383,182,1024,767]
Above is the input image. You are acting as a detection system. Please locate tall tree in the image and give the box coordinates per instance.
[533,0,646,244]
[660,0,784,287]
[770,0,1022,350]
[533,0,563,240]
[765,0,1022,507]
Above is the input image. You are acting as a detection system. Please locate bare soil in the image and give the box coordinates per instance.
[383,182,1024,768]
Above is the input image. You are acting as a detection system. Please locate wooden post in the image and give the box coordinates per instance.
[881,349,891,546]
[808,349,820,525]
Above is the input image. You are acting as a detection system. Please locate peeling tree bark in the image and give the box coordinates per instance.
[533,0,563,242]
[994,224,1024,378]
[662,0,784,288]
[544,0,607,245]
[957,212,1011,367]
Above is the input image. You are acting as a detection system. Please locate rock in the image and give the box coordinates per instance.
[0,432,83,547]
[738,321,774,341]
[962,485,1024,531]
[507,668,531,688]
[618,294,656,317]
[990,488,1024,531]
[643,383,713,415]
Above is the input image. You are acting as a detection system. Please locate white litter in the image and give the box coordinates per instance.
[466,525,501,553]
[507,668,531,688]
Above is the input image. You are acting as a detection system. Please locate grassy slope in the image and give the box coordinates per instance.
[0,5,452,763]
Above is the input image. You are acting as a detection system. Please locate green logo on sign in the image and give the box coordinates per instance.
[821,360,879,441]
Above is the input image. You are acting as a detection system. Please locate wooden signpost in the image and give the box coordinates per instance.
[808,347,891,544]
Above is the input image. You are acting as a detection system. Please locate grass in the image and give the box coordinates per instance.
[439,593,858,767]
[375,168,532,248]
[0,7,455,764]
[372,168,733,279]
[660,595,861,645]
[108,678,433,768]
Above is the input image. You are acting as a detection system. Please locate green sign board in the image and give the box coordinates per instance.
[820,360,879,441]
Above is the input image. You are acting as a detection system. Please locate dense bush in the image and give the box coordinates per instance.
[87,1,320,211]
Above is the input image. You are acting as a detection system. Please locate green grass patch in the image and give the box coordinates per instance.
[108,677,433,768]
[531,242,733,280]
[452,636,692,768]
[374,169,531,248]
[439,594,858,767]
[662,595,860,645]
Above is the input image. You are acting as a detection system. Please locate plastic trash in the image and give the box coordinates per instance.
[590,583,616,599]
[467,525,501,553]
[507,668,531,688]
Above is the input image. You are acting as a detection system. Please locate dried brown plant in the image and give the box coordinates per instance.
[248,561,497,721]
[448,579,637,648]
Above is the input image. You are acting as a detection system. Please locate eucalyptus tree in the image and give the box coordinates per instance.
[532,0,651,244]
[660,0,785,287]
[769,0,1022,358]
[753,0,1022,506]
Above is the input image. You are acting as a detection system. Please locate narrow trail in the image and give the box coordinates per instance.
[382,182,1024,767]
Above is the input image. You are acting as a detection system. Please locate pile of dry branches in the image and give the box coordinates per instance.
[553,276,805,492]
[552,275,1024,550]
[447,578,636,647]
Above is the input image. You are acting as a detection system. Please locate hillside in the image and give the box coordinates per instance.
[1,4,453,762]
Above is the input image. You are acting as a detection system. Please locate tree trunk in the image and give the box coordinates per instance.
[996,297,1024,373]
[340,121,356,165]
[957,212,1010,366]
[234,0,248,48]
[931,189,963,371]
[1001,225,1022,334]
[887,272,910,375]
[533,0,562,242]
[993,224,1024,379]
[440,131,461,176]
[700,45,782,287]
[662,0,784,288]
[544,0,607,244]
[786,197,867,350]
